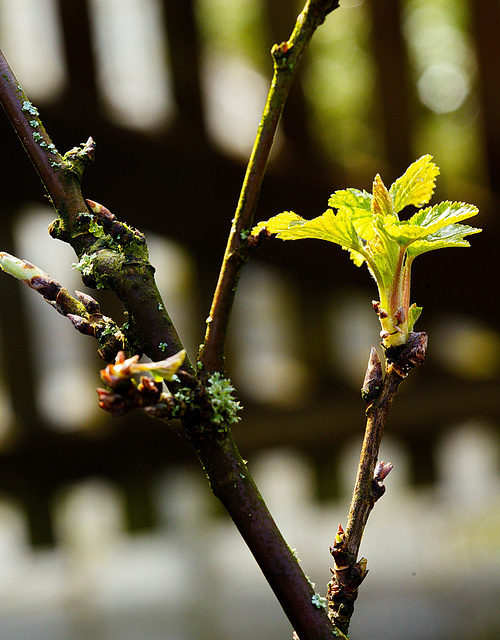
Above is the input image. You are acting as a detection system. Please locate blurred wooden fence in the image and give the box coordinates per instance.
[0,0,499,545]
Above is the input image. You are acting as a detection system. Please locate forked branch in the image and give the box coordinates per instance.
[0,3,345,639]
[0,50,188,367]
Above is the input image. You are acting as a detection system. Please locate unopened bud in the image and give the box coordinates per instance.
[361,347,383,404]
[374,460,393,482]
[86,199,116,222]
[67,313,94,335]
[372,300,388,319]
[75,290,101,314]
[1,252,40,279]
[334,523,345,545]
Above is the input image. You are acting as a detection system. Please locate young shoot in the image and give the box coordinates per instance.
[253,155,481,351]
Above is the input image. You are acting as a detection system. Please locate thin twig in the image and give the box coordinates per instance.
[347,332,428,557]
[328,332,428,634]
[0,49,89,231]
[199,0,340,374]
[344,368,402,555]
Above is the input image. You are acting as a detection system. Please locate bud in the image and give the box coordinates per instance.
[100,350,186,388]
[361,347,383,404]
[86,199,116,222]
[97,387,129,416]
[75,290,101,314]
[67,313,94,335]
[0,251,47,282]
[334,523,345,546]
[372,460,393,502]
[374,460,393,482]
[371,174,393,217]
[391,331,428,377]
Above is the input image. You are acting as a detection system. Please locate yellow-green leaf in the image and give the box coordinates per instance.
[406,223,482,259]
[253,209,366,257]
[132,350,186,381]
[252,156,480,351]
[389,155,440,213]
[328,188,374,241]
[408,200,479,233]
[252,211,304,236]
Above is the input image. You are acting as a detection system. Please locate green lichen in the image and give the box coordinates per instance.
[29,120,39,128]
[88,218,106,239]
[206,372,242,425]
[99,324,118,339]
[76,212,93,222]
[72,253,95,277]
[32,131,43,142]
[171,383,193,418]
[311,593,327,610]
[21,100,39,116]
[159,342,168,352]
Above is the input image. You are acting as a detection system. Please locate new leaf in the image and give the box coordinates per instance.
[252,156,481,350]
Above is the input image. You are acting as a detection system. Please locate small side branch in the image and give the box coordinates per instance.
[199,0,340,374]
[344,367,402,555]
[328,332,428,634]
[0,252,127,360]
[0,49,91,232]
[1,51,188,368]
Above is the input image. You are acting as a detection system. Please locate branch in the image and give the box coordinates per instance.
[2,5,347,637]
[0,49,89,232]
[0,252,127,361]
[95,353,343,639]
[199,0,340,374]
[328,332,428,634]
[193,432,344,640]
[0,49,190,369]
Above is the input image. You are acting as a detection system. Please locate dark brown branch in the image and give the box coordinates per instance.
[328,332,428,634]
[2,6,345,637]
[199,0,340,374]
[194,432,342,640]
[344,368,402,553]
[348,331,428,557]
[0,50,191,369]
[0,48,84,222]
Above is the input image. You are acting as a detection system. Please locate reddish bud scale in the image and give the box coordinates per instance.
[67,314,94,335]
[361,347,383,404]
[75,290,101,314]
[29,276,60,299]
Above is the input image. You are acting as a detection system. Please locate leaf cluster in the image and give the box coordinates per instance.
[254,155,478,280]
[253,155,481,347]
